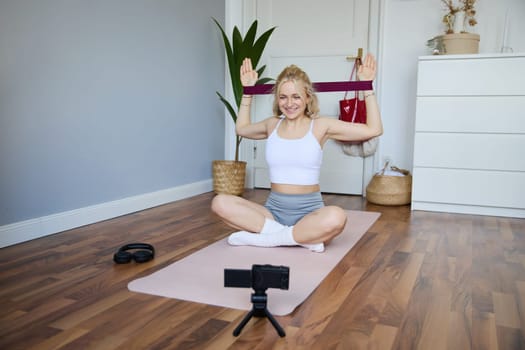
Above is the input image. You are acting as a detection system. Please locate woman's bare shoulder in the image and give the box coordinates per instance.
[312,115,334,128]
[311,115,339,144]
[265,115,282,132]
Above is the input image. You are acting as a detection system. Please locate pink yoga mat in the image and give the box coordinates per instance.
[128,210,380,316]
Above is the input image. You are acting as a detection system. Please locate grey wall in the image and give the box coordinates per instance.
[0,0,225,225]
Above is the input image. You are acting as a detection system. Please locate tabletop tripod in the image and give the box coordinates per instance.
[233,288,285,337]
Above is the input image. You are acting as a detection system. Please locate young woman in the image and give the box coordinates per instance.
[211,54,383,253]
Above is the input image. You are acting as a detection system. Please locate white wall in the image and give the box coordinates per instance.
[231,0,525,175]
[378,0,525,171]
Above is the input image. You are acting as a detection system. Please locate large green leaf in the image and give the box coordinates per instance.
[257,65,267,78]
[232,26,243,68]
[257,77,274,85]
[216,91,237,123]
[231,26,245,107]
[212,18,236,93]
[243,21,257,47]
[239,21,258,65]
[251,27,276,68]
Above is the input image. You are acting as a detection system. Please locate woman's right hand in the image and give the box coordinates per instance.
[240,58,258,87]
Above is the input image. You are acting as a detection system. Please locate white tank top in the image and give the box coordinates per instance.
[265,117,323,185]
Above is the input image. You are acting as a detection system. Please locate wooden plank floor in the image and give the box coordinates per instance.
[1,189,524,349]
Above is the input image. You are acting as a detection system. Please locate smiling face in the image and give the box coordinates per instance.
[272,64,319,118]
[277,80,308,119]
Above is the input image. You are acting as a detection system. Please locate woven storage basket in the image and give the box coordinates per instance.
[212,160,247,196]
[366,166,412,206]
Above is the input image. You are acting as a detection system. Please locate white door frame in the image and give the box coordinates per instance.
[223,0,386,192]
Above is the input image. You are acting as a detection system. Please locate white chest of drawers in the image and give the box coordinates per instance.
[411,53,525,218]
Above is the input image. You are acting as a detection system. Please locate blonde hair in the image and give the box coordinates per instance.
[272,65,319,117]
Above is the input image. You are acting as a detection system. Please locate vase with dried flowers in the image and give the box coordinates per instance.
[430,0,480,55]
[442,0,477,34]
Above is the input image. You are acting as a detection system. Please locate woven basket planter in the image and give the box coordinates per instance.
[212,160,247,196]
[366,167,412,206]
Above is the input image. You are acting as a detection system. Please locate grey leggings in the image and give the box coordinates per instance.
[264,191,324,226]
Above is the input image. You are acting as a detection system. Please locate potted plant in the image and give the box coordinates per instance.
[212,18,276,195]
[437,0,479,54]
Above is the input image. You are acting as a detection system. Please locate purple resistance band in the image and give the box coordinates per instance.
[243,80,373,95]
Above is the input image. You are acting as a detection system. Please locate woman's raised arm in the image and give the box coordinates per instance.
[235,58,269,140]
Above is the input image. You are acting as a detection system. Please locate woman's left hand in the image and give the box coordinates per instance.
[357,53,377,81]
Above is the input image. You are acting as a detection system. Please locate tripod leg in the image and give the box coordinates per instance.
[233,310,255,337]
[264,309,286,337]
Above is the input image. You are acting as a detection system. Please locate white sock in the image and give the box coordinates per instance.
[260,218,286,234]
[228,226,325,253]
[228,218,285,237]
[228,218,286,238]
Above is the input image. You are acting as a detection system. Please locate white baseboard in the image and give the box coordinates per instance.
[411,201,525,218]
[0,179,213,248]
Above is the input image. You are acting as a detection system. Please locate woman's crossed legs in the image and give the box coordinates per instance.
[211,193,347,252]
